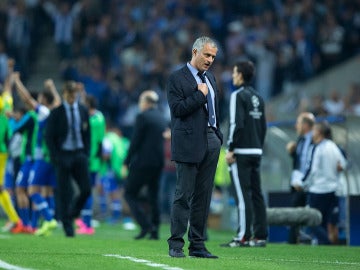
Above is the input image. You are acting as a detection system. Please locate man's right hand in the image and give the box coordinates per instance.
[198,83,208,96]
[292,185,304,191]
[225,151,236,165]
[286,141,296,154]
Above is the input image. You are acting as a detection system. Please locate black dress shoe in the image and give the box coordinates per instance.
[189,249,218,259]
[169,248,185,258]
[134,229,148,240]
[149,231,159,240]
[63,220,74,237]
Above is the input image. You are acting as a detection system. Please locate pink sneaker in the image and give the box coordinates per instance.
[75,218,86,229]
[76,226,95,235]
[22,225,35,234]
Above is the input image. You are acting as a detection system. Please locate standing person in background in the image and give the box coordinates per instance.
[12,74,60,236]
[323,127,348,244]
[12,102,38,233]
[167,36,223,259]
[287,112,315,244]
[0,63,24,233]
[75,92,106,235]
[45,81,91,237]
[220,60,268,248]
[99,124,129,224]
[43,1,82,60]
[304,121,347,245]
[123,90,167,240]
[159,128,176,222]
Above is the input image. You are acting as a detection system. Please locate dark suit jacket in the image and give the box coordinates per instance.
[124,107,167,169]
[45,102,90,164]
[166,65,223,163]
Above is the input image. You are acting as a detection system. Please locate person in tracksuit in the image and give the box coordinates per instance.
[221,60,268,248]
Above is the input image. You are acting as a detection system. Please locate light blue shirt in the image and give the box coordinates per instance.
[187,62,217,127]
[300,131,313,174]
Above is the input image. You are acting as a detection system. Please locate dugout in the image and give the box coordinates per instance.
[262,115,360,246]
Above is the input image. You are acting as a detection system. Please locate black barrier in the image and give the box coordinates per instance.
[267,192,292,243]
[349,196,360,246]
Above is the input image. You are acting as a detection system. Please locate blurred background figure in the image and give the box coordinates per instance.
[75,91,106,235]
[286,112,315,244]
[123,90,167,240]
[0,60,24,233]
[45,81,91,237]
[304,121,347,245]
[97,123,129,225]
[13,73,60,236]
[159,128,176,223]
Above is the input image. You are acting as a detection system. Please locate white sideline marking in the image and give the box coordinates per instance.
[0,259,36,270]
[263,258,360,266]
[104,254,185,270]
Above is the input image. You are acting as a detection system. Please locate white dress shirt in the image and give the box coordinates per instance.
[305,139,347,194]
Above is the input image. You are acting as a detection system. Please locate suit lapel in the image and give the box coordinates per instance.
[182,66,220,117]
[60,105,69,132]
[182,66,198,89]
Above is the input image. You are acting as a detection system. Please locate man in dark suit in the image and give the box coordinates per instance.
[123,90,167,240]
[166,36,223,258]
[45,81,91,237]
[286,112,315,243]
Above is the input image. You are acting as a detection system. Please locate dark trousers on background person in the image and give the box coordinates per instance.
[125,167,163,238]
[230,155,268,241]
[288,188,307,244]
[168,129,221,251]
[307,192,338,245]
[54,150,91,237]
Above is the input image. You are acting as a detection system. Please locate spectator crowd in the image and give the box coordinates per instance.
[0,0,359,134]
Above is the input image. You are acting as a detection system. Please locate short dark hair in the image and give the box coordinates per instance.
[315,121,332,139]
[41,89,55,105]
[85,94,97,109]
[62,81,77,94]
[13,103,27,114]
[235,61,255,83]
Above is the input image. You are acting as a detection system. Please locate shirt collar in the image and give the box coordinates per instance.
[64,101,79,110]
[304,131,312,140]
[187,62,205,78]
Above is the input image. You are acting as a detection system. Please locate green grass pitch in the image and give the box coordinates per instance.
[0,220,359,270]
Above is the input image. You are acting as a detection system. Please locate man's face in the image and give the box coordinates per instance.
[232,66,242,86]
[138,95,147,112]
[63,91,77,105]
[192,43,217,72]
[295,116,305,135]
[312,125,322,143]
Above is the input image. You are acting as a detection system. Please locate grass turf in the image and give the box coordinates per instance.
[0,220,359,270]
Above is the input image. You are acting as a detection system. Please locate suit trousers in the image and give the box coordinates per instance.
[125,167,162,233]
[124,166,163,233]
[168,129,221,251]
[54,150,91,236]
[288,188,307,243]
